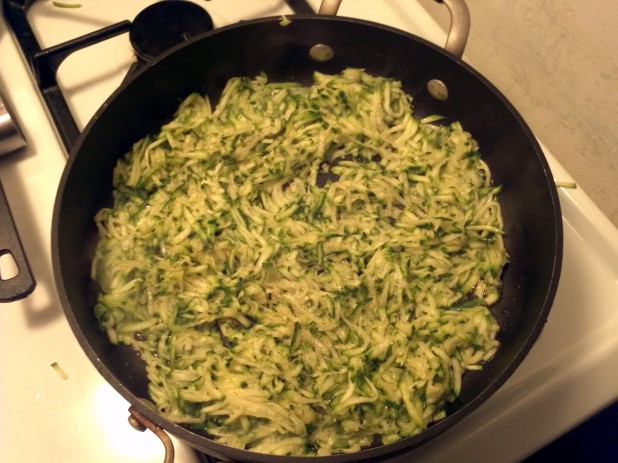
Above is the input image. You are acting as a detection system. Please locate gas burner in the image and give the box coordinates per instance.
[130,0,214,62]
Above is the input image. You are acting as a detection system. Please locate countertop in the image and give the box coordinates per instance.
[419,0,618,229]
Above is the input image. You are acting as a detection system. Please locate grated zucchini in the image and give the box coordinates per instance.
[92,69,507,456]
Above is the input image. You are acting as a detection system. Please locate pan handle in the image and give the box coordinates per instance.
[317,0,342,15]
[438,0,470,59]
[318,0,470,59]
[128,406,175,463]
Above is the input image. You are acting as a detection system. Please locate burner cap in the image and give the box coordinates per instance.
[130,0,214,62]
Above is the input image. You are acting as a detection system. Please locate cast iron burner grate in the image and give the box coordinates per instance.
[2,0,219,152]
[2,0,314,154]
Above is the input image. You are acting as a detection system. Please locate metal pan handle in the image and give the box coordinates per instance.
[127,406,175,463]
[318,0,470,59]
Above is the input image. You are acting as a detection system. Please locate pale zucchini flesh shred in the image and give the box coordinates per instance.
[92,68,507,456]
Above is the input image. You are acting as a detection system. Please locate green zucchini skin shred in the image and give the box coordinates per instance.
[92,68,506,456]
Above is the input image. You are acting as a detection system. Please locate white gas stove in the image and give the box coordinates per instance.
[1,1,617,462]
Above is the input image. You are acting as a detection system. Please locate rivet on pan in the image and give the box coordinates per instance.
[309,44,334,62]
[128,414,147,432]
[427,79,449,101]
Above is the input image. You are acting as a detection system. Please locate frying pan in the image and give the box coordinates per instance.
[52,1,563,461]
